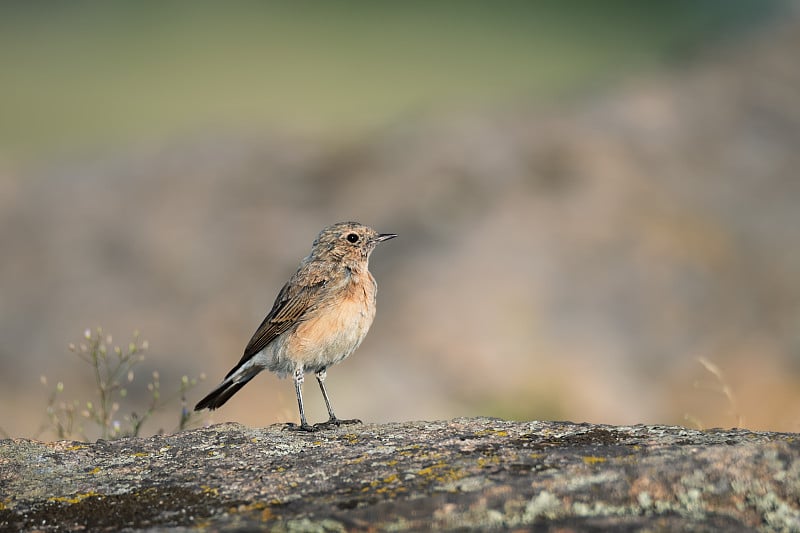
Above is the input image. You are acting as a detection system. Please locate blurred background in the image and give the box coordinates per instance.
[2,1,799,439]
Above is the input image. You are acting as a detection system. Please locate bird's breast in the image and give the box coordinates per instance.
[292,271,377,371]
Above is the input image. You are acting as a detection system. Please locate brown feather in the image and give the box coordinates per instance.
[223,273,328,380]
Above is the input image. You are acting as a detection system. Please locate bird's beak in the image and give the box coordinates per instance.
[374,233,398,243]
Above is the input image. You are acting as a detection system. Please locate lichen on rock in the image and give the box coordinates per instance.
[1,418,798,531]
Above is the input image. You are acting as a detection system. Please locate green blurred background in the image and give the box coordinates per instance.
[2,1,799,439]
[0,1,779,160]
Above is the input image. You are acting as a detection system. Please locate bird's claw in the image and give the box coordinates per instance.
[282,418,362,432]
[313,417,362,430]
[283,422,318,433]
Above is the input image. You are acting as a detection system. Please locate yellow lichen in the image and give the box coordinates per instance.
[475,429,509,437]
[398,444,421,456]
[417,465,438,476]
[364,471,402,493]
[417,461,467,484]
[200,485,219,496]
[342,433,359,444]
[231,501,274,520]
[477,456,500,468]
[582,456,607,465]
[48,491,100,504]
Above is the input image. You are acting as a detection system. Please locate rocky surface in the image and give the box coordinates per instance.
[1,417,798,531]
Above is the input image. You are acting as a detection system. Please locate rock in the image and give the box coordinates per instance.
[1,417,798,531]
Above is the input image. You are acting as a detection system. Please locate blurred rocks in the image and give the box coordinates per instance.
[2,11,800,436]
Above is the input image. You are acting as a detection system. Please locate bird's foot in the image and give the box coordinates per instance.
[313,417,362,430]
[283,422,318,433]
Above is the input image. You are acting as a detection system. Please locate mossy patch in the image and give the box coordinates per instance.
[0,486,242,531]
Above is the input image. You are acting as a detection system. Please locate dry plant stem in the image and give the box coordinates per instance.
[36,327,205,441]
[691,356,744,429]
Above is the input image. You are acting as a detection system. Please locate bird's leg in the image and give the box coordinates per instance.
[313,368,361,429]
[285,367,316,432]
[316,368,337,421]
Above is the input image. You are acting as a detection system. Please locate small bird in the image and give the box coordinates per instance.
[195,221,396,432]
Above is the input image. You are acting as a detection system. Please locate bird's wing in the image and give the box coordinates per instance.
[224,272,328,379]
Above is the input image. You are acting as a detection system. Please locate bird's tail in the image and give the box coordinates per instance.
[194,362,261,411]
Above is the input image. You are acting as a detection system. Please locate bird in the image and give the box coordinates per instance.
[194,221,396,432]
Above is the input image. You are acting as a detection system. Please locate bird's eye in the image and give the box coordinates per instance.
[346,233,360,243]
